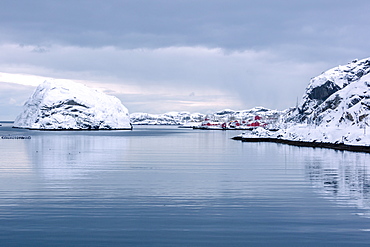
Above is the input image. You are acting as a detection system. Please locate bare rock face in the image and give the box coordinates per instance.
[307,80,341,102]
[13,80,132,130]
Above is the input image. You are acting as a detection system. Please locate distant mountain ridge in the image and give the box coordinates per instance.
[130,107,281,125]
[130,112,205,125]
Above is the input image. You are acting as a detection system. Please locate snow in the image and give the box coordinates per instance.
[307,58,370,90]
[130,107,282,127]
[130,112,206,125]
[13,80,131,130]
[238,57,370,147]
[240,125,370,146]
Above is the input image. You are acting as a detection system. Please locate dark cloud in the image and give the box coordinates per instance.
[1,0,370,57]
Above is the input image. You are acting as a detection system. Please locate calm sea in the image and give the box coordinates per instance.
[1,123,370,246]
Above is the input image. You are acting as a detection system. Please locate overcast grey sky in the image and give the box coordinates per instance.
[1,0,370,119]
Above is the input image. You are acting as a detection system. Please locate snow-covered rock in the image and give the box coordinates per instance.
[288,58,370,127]
[13,80,132,130]
[241,58,370,146]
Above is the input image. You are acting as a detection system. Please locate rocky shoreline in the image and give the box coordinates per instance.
[232,136,370,153]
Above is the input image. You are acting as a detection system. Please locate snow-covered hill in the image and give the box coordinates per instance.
[130,112,205,125]
[213,107,277,120]
[130,107,282,126]
[287,58,370,127]
[14,80,132,130]
[240,58,370,146]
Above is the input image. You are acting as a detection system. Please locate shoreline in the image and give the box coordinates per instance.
[232,136,370,153]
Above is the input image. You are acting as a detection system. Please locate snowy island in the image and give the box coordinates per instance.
[13,80,132,130]
[130,107,282,129]
[233,58,370,152]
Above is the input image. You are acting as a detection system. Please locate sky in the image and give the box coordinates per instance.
[1,0,370,120]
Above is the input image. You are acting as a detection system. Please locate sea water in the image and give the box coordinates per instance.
[1,123,370,246]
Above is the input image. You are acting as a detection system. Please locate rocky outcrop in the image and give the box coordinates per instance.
[13,80,132,130]
[235,57,370,148]
[287,58,370,127]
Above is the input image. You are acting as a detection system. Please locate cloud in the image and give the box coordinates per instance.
[1,0,370,52]
[0,81,35,120]
[1,0,370,118]
[0,44,329,117]
[0,72,52,87]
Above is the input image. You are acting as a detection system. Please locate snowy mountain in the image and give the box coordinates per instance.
[13,80,132,130]
[287,58,370,127]
[240,58,370,146]
[130,112,206,125]
[130,107,282,127]
[213,107,280,121]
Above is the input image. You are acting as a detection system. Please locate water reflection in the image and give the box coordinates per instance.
[305,149,370,214]
[3,125,370,245]
[0,138,35,193]
[26,133,128,181]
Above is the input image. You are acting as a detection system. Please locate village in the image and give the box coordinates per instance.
[192,111,281,130]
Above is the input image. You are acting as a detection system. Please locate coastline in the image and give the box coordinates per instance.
[232,136,370,153]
